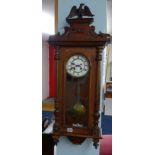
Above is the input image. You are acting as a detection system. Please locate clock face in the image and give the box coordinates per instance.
[66,54,89,78]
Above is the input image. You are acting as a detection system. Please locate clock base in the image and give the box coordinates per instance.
[52,132,102,149]
[68,136,86,144]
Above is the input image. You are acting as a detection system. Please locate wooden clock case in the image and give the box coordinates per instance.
[48,6,111,148]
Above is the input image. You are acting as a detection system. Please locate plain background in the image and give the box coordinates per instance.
[0,0,155,155]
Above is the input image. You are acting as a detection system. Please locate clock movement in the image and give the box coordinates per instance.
[48,4,111,148]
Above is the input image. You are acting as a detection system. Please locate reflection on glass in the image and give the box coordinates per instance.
[64,73,89,128]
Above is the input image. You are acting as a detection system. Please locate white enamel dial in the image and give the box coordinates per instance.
[66,54,89,78]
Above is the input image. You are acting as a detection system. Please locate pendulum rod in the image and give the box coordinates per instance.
[76,78,80,103]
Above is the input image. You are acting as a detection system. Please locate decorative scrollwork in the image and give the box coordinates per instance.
[93,139,99,149]
[96,47,103,61]
[54,46,60,60]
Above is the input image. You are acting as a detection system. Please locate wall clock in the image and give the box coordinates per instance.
[48,3,111,149]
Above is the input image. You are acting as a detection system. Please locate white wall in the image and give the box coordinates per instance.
[106,0,112,82]
[58,0,107,34]
[107,0,112,34]
[42,0,55,99]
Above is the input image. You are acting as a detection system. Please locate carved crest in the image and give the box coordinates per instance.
[66,3,94,19]
[48,4,111,46]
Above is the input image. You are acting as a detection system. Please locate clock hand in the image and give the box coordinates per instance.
[79,64,83,69]
[78,64,83,70]
[71,62,75,66]
[76,64,82,67]
[71,67,75,70]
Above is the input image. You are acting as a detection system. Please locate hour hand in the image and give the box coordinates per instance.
[71,62,75,66]
[72,67,75,70]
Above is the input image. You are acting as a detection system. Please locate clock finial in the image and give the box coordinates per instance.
[66,3,94,19]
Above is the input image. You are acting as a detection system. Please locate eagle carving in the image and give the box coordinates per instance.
[66,3,94,19]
